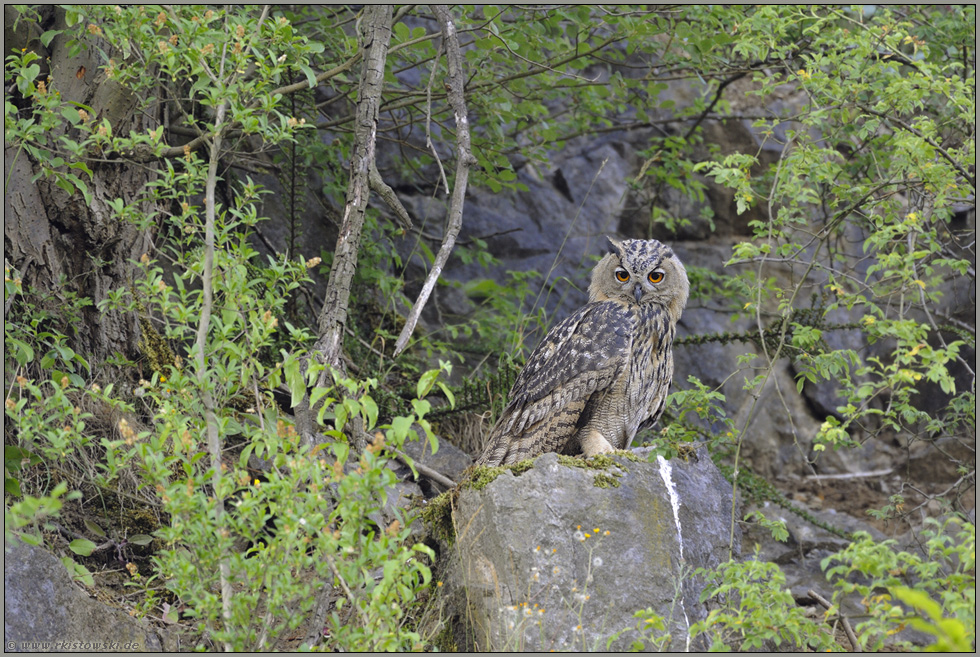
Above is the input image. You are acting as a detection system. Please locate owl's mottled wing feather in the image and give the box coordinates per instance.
[477,301,633,465]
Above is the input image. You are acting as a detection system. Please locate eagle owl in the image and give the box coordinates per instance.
[477,237,689,466]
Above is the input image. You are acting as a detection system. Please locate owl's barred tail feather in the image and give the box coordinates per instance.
[477,404,587,466]
[475,439,510,467]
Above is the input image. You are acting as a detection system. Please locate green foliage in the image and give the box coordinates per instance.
[821,516,975,652]
[711,4,975,458]
[4,6,439,649]
[891,587,974,653]
[107,162,441,649]
[692,553,839,651]
[651,376,737,458]
[695,517,975,652]
[608,607,671,652]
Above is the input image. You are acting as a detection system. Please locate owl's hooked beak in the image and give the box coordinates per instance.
[633,285,644,304]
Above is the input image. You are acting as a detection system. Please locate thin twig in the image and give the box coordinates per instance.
[424,39,450,194]
[324,551,371,629]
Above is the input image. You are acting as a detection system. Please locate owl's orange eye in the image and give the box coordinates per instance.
[648,271,664,284]
[615,269,630,283]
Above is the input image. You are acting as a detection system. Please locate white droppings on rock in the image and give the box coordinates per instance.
[657,455,691,652]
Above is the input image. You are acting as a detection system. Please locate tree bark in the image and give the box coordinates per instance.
[314,4,393,372]
[4,7,156,370]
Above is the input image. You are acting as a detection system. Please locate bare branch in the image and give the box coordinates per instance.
[393,6,478,357]
[392,448,457,489]
[369,160,413,228]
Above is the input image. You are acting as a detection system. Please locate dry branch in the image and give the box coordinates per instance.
[392,6,478,357]
[808,588,861,652]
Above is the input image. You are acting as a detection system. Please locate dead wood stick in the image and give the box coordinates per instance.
[808,588,861,652]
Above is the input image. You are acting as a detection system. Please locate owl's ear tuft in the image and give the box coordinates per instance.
[606,236,625,255]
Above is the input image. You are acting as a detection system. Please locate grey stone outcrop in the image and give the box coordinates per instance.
[436,446,738,651]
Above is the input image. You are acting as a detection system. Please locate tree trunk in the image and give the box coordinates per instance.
[314,4,393,371]
[4,6,158,371]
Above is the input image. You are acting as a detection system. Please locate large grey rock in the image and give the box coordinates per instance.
[438,447,738,651]
[4,538,172,652]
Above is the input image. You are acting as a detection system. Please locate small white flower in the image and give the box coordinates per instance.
[592,556,603,567]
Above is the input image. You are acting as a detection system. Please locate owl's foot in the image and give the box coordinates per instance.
[580,430,615,457]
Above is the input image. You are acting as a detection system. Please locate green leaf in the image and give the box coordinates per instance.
[393,21,410,41]
[299,64,318,89]
[8,338,34,366]
[437,382,455,409]
[83,519,106,538]
[61,557,95,587]
[284,355,304,408]
[390,416,413,441]
[416,368,440,399]
[5,445,40,468]
[360,394,378,429]
[69,538,98,556]
[129,534,154,546]
[424,421,439,454]
[309,386,333,409]
[60,106,81,125]
[5,476,22,497]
